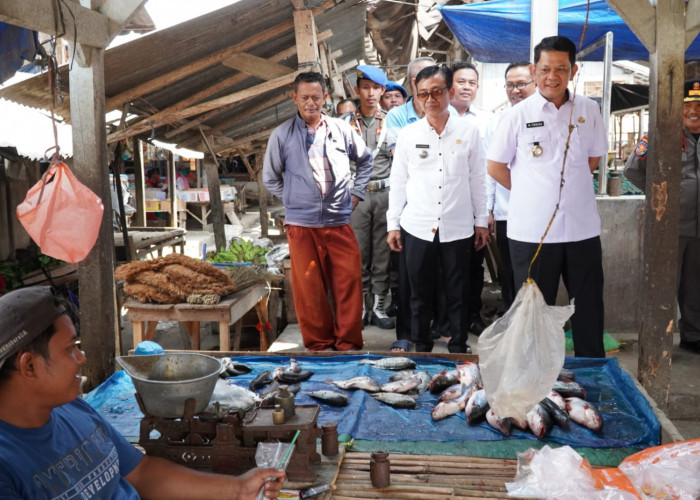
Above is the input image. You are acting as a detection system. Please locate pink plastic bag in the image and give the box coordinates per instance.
[17,162,104,263]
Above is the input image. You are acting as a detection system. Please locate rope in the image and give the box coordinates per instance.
[526,0,592,282]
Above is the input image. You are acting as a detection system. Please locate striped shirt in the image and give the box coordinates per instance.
[306,118,333,197]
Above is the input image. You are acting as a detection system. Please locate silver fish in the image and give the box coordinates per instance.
[414,371,432,395]
[565,397,603,431]
[389,370,417,381]
[431,390,469,421]
[429,369,460,394]
[304,390,349,407]
[465,388,490,425]
[330,376,380,392]
[455,362,482,388]
[379,376,421,394]
[371,392,416,409]
[486,409,512,436]
[359,357,416,370]
[526,403,553,438]
[209,379,259,412]
[546,390,566,410]
[438,383,465,402]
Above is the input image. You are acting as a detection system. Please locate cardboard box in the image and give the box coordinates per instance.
[159,199,185,212]
[145,200,160,211]
[145,188,166,201]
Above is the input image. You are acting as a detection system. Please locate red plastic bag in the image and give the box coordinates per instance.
[16,162,104,263]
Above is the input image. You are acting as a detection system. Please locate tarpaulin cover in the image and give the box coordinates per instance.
[0,22,38,85]
[85,355,659,450]
[439,0,700,63]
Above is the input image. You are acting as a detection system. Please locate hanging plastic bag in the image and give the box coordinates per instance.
[477,280,574,421]
[17,162,104,263]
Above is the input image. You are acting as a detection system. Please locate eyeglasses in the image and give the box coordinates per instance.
[415,87,449,101]
[505,81,534,90]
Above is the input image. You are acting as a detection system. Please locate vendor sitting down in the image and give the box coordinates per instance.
[0,286,285,499]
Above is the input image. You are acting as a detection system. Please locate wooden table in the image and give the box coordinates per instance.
[124,283,271,351]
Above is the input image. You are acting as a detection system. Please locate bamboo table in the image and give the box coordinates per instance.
[124,283,271,351]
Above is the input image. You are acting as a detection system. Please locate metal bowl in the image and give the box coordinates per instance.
[116,353,221,418]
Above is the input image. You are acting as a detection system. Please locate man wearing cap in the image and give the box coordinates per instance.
[487,36,608,358]
[624,78,700,354]
[264,72,372,352]
[0,286,285,498]
[343,65,395,330]
[381,81,407,111]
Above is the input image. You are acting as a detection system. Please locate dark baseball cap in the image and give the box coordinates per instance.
[684,79,700,102]
[0,286,66,369]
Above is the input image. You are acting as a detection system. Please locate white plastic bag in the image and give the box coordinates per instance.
[478,280,574,421]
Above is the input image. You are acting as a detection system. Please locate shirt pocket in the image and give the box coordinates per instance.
[517,130,553,163]
[447,149,469,177]
[328,141,351,179]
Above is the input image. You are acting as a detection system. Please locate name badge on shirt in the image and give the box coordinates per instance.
[416,144,429,158]
[526,121,544,128]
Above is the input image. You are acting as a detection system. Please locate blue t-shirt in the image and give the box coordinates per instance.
[0,398,143,499]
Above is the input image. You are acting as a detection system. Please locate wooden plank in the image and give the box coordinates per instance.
[256,152,269,238]
[222,52,295,80]
[0,0,110,48]
[636,0,685,407]
[293,9,319,69]
[216,126,278,154]
[68,45,116,392]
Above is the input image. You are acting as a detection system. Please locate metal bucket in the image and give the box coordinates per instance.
[116,353,221,418]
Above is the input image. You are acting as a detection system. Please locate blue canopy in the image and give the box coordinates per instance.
[439,0,700,62]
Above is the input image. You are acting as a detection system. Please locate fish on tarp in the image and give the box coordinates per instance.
[438,383,465,402]
[304,390,349,407]
[287,357,302,374]
[485,409,512,436]
[464,388,489,425]
[379,376,421,394]
[389,370,417,381]
[249,370,272,391]
[219,359,253,378]
[565,397,603,431]
[526,403,553,438]
[558,367,576,381]
[429,369,460,394]
[455,362,482,388]
[371,392,416,409]
[329,376,380,392]
[553,379,587,400]
[431,389,469,421]
[414,371,432,395]
[539,397,569,429]
[359,357,416,370]
[273,366,314,384]
[546,390,566,411]
[510,415,529,431]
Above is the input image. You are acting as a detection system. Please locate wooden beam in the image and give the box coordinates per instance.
[235,149,257,180]
[293,9,320,70]
[685,0,700,49]
[199,137,226,252]
[100,0,148,41]
[68,45,116,390]
[217,126,277,154]
[637,0,685,408]
[222,53,294,80]
[606,0,656,52]
[0,0,110,47]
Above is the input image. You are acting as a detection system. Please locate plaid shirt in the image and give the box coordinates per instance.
[306,117,334,197]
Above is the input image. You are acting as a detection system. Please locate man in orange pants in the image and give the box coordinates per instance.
[263,72,373,351]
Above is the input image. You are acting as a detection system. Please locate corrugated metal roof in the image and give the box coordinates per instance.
[0,0,370,156]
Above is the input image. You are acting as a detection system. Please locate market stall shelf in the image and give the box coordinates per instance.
[124,283,270,351]
[114,227,185,262]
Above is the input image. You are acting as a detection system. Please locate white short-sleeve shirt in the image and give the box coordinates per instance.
[388,115,487,243]
[487,90,608,243]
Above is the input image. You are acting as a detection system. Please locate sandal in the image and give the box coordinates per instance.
[389,339,412,353]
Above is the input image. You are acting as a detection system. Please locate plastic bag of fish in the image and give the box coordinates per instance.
[477,280,575,422]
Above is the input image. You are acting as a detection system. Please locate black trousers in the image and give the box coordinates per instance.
[509,236,605,358]
[403,229,472,353]
[496,220,516,308]
[678,236,700,343]
[395,247,411,341]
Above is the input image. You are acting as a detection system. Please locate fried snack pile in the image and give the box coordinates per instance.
[115,253,237,304]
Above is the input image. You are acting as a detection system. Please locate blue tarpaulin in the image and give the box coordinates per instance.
[439,0,700,62]
[0,22,39,85]
[86,355,659,451]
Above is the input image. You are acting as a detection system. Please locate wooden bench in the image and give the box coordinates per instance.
[124,283,273,351]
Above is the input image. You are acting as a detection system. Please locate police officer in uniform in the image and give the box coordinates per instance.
[487,36,608,358]
[624,78,700,354]
[344,65,395,329]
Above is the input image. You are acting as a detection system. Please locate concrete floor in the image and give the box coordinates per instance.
[123,206,700,443]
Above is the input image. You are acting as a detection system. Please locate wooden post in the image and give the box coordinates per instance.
[292,6,320,71]
[256,152,269,238]
[68,45,115,391]
[608,0,685,407]
[167,151,177,227]
[200,137,226,251]
[132,139,146,226]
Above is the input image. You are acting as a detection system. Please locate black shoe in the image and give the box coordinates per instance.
[468,314,487,336]
[370,311,395,330]
[385,292,398,317]
[679,340,700,354]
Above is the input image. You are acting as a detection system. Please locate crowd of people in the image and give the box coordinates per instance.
[262,34,679,358]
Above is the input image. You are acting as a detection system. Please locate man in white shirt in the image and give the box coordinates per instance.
[487,36,608,358]
[486,61,536,309]
[388,65,489,353]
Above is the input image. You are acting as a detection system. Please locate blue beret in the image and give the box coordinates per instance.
[356,65,388,87]
[385,81,408,98]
